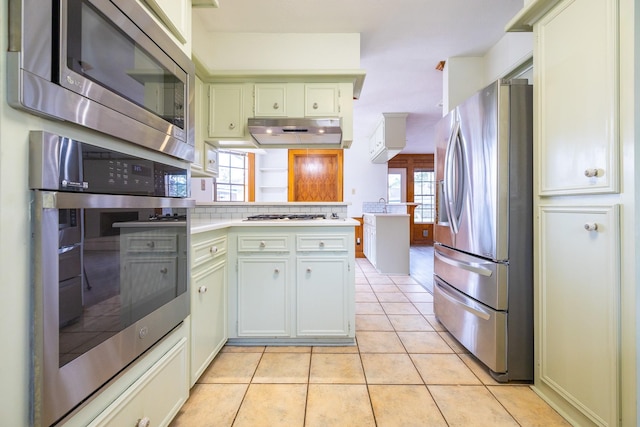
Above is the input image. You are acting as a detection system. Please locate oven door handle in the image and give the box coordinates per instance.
[35,191,195,209]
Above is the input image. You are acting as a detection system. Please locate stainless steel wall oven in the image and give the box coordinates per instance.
[29,131,194,426]
[7,0,195,162]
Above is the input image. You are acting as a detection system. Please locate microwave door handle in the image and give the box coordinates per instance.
[435,281,491,321]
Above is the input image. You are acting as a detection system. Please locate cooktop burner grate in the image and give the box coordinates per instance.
[244,213,327,221]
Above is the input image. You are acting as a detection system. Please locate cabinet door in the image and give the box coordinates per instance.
[297,258,350,336]
[538,205,619,426]
[237,257,289,336]
[191,261,227,385]
[208,84,245,138]
[204,142,219,176]
[305,84,339,117]
[192,76,205,172]
[254,84,287,117]
[537,0,618,195]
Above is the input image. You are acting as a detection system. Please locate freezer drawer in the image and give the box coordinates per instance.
[434,277,506,374]
[434,243,507,310]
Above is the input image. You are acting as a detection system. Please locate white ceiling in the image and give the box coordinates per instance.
[192,0,524,154]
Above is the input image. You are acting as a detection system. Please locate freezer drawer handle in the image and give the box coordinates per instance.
[436,282,491,321]
[434,250,492,277]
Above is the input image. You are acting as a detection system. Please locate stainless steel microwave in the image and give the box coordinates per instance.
[7,0,195,162]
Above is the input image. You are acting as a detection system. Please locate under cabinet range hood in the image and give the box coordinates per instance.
[248,118,344,148]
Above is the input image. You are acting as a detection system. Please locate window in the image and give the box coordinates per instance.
[216,151,248,201]
[414,170,435,223]
[388,172,402,203]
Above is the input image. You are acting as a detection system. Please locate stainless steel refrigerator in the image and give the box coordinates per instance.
[433,79,533,382]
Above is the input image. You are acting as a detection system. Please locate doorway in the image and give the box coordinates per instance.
[288,149,343,201]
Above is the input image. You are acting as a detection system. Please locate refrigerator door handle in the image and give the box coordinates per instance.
[435,281,491,321]
[443,121,460,234]
[434,249,493,277]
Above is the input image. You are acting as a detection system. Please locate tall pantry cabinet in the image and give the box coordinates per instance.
[507,0,634,426]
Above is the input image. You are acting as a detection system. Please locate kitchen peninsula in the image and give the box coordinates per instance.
[190,202,357,355]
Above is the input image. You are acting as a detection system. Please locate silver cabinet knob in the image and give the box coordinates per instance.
[160,267,168,274]
[208,159,216,164]
[259,241,266,248]
[319,241,325,247]
[146,241,155,248]
[584,223,598,231]
[306,268,312,273]
[210,246,218,253]
[136,417,151,427]
[198,285,208,294]
[274,268,280,274]
[273,102,279,110]
[584,168,602,178]
[229,123,236,130]
[312,102,318,110]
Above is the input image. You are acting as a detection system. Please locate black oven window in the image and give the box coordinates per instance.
[65,0,185,129]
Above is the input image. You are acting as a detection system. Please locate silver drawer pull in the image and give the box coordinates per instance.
[319,241,325,247]
[229,123,236,129]
[198,286,208,294]
[259,241,266,248]
[273,102,279,110]
[146,241,155,249]
[306,268,312,273]
[210,246,218,253]
[136,417,151,427]
[584,223,598,232]
[312,102,318,110]
[160,267,168,274]
[274,268,280,274]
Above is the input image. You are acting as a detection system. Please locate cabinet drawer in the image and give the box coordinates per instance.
[124,234,178,253]
[296,234,349,252]
[88,337,188,427]
[237,235,289,252]
[192,234,227,268]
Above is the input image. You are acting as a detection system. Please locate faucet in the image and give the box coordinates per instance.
[378,197,387,213]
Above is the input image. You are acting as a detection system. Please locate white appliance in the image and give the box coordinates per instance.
[433,79,534,382]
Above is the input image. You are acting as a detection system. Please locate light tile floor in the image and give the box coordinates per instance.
[171,258,570,427]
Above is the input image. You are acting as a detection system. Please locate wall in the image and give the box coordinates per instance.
[443,32,533,113]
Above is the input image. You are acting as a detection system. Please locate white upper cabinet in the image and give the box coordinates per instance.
[536,0,619,195]
[208,84,248,138]
[305,83,339,117]
[141,0,190,46]
[254,84,289,117]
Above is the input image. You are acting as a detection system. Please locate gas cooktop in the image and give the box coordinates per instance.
[147,213,187,222]
[244,213,327,221]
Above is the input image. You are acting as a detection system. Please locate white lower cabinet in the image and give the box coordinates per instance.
[538,205,620,426]
[297,257,349,336]
[190,230,228,385]
[88,337,188,427]
[237,257,290,336]
[229,227,355,344]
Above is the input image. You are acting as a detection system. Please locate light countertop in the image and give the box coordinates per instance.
[191,217,360,234]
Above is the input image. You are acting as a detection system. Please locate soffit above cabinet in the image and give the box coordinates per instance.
[505,0,563,31]
[193,56,366,99]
